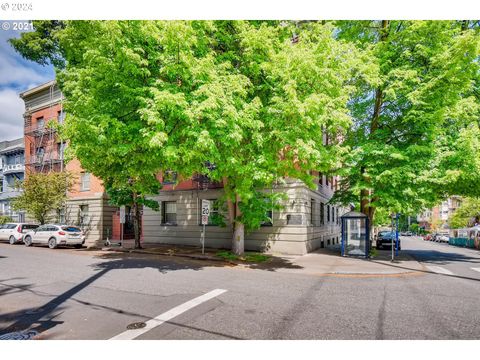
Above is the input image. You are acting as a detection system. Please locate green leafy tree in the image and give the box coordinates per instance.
[11,172,74,224]
[333,20,480,232]
[449,197,480,228]
[12,20,362,254]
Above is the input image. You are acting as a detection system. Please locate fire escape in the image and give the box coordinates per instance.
[24,84,65,174]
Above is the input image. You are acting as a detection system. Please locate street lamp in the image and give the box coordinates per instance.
[341,211,370,258]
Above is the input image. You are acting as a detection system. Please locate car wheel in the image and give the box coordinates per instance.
[48,237,57,249]
[9,236,16,245]
[24,236,32,247]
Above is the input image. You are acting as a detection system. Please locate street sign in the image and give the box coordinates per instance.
[201,200,210,225]
[119,206,126,224]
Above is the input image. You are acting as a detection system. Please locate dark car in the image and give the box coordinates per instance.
[376,231,401,250]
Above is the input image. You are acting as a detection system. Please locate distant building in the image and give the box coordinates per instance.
[417,196,462,231]
[0,137,25,221]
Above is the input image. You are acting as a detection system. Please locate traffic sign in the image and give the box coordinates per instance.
[201,200,210,225]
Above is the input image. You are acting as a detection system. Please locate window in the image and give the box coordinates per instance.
[36,117,44,129]
[0,181,3,193]
[327,205,330,222]
[262,209,273,226]
[310,199,316,226]
[162,201,177,225]
[58,110,66,123]
[58,208,65,224]
[320,203,325,225]
[332,206,335,223]
[206,199,220,226]
[81,172,90,191]
[162,170,177,184]
[57,142,65,160]
[319,172,323,186]
[79,205,89,226]
[336,208,339,225]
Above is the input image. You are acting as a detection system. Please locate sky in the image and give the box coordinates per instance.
[0,27,55,142]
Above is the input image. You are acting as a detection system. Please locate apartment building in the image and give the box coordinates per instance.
[417,196,463,230]
[20,81,116,246]
[141,171,344,255]
[0,138,25,221]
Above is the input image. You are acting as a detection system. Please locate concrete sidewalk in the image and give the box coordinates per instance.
[269,248,425,276]
[97,241,424,276]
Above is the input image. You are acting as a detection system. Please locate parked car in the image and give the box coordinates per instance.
[404,231,413,236]
[376,231,401,250]
[0,223,39,244]
[423,234,433,241]
[23,224,85,249]
[436,233,449,243]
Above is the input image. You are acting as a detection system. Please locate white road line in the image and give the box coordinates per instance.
[471,267,480,273]
[425,265,454,275]
[110,289,227,340]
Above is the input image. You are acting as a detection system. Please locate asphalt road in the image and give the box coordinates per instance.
[0,237,479,340]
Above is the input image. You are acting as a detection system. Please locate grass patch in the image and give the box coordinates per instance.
[215,250,271,263]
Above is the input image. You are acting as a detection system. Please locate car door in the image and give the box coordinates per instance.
[2,224,17,240]
[32,225,47,244]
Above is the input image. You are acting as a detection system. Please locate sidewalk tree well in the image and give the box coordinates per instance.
[332,21,480,230]
[11,172,74,225]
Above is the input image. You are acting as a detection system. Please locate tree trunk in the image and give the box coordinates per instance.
[222,177,246,255]
[132,193,142,249]
[231,194,245,255]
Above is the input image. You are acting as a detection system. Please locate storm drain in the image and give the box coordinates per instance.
[0,330,38,340]
[126,322,146,330]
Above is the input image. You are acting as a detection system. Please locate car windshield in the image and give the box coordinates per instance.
[61,226,81,232]
[379,231,390,236]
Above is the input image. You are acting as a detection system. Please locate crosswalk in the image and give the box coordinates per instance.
[424,265,480,276]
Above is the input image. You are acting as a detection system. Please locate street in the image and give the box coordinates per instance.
[1,237,480,340]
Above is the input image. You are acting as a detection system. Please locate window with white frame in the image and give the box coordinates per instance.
[162,201,177,225]
[81,172,90,191]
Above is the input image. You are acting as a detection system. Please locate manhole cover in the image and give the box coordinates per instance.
[126,322,146,330]
[0,330,38,340]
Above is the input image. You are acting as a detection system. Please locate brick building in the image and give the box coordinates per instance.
[20,81,116,246]
[20,80,343,254]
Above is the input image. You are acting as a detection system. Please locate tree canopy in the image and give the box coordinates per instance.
[11,172,74,224]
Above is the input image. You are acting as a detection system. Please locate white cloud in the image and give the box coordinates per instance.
[0,88,25,141]
[0,55,50,87]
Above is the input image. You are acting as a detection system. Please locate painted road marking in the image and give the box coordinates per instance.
[425,265,454,275]
[110,289,227,340]
[471,267,480,273]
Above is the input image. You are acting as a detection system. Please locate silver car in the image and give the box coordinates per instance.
[23,224,85,249]
[0,223,39,244]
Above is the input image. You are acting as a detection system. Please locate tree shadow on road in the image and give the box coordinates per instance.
[0,252,233,339]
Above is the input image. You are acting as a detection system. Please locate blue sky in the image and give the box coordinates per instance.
[0,27,55,141]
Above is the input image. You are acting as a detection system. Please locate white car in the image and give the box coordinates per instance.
[23,224,85,249]
[0,223,39,244]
